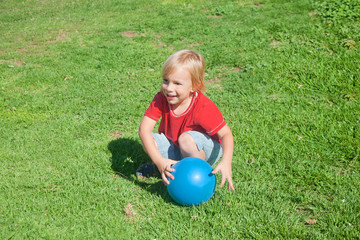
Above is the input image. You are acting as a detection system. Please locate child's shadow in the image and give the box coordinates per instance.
[108,138,172,202]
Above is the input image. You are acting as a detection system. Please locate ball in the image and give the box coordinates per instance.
[167,157,216,206]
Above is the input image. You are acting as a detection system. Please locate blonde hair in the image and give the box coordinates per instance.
[162,49,206,92]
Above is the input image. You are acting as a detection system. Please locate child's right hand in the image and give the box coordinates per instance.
[156,158,178,185]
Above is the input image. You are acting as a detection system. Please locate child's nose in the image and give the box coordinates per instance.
[166,83,175,91]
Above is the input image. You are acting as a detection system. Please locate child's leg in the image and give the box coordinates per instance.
[178,133,206,160]
[152,133,182,160]
[178,131,223,166]
[137,133,182,179]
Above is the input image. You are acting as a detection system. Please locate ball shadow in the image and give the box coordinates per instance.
[107,137,172,203]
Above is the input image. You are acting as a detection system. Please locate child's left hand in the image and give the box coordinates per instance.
[212,161,235,191]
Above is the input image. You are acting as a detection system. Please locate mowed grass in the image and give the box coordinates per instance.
[1,0,359,238]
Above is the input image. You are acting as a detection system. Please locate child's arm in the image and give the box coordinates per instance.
[212,124,235,191]
[138,116,178,184]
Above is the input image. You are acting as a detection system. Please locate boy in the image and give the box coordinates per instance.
[137,49,234,191]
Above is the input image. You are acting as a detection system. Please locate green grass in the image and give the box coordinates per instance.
[1,0,359,238]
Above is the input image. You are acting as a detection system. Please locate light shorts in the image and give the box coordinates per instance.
[152,131,223,166]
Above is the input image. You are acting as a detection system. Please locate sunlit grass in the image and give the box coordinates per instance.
[1,0,359,238]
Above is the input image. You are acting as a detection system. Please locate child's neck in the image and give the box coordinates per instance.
[171,93,194,115]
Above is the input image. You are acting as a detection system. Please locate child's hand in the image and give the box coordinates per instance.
[156,159,179,185]
[212,161,235,191]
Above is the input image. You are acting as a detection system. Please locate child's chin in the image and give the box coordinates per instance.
[167,99,178,105]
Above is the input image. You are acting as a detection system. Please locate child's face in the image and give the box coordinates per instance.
[162,67,194,109]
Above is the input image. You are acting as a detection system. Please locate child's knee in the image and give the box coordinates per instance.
[178,132,206,159]
[178,132,199,153]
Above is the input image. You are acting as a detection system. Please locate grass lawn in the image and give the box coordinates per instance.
[1,0,359,238]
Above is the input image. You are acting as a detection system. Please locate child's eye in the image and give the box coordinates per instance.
[163,79,169,83]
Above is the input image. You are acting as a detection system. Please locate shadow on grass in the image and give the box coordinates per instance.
[108,138,173,203]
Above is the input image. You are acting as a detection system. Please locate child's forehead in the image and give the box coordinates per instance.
[171,65,189,73]
[167,67,191,79]
[166,65,190,76]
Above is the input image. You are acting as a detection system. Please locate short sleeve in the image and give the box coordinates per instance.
[196,99,226,136]
[144,92,165,121]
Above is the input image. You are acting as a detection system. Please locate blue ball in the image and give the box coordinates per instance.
[167,157,216,206]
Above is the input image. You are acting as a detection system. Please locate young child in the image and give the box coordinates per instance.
[137,49,234,191]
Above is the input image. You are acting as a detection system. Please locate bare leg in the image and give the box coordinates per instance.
[178,133,206,160]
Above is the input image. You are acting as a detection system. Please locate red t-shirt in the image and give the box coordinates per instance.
[145,91,226,146]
